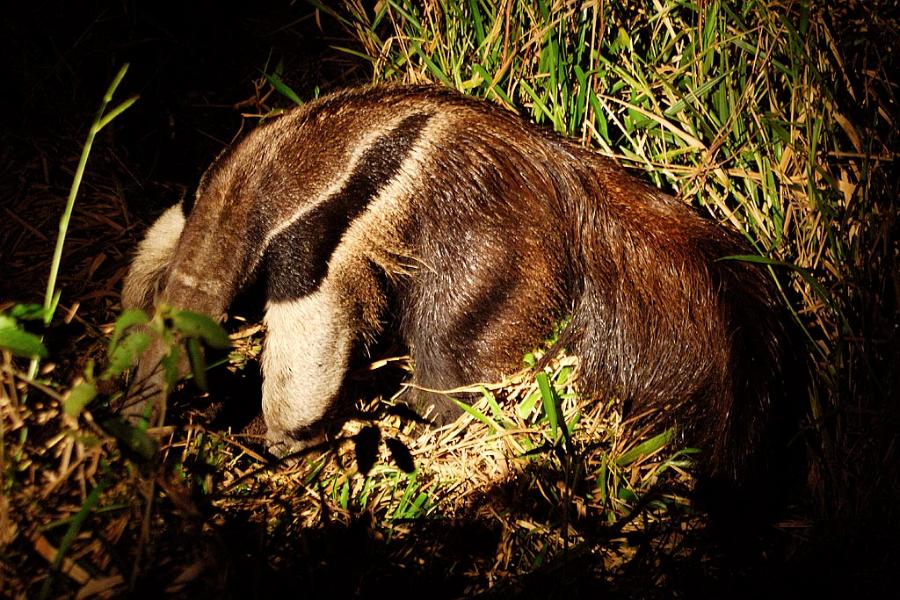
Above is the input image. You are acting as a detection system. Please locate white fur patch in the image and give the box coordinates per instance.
[329,116,444,272]
[122,204,186,310]
[261,284,352,455]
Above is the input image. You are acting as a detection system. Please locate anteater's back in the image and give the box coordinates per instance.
[123,84,799,493]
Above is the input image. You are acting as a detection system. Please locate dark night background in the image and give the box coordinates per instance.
[1,0,357,227]
[0,0,369,314]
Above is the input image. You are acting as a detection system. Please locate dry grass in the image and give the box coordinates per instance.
[3,329,703,596]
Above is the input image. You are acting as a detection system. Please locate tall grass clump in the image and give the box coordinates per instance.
[318,0,898,519]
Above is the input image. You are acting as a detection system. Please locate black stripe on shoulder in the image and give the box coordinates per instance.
[266,112,431,302]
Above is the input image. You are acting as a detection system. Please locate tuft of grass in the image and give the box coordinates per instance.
[26,64,137,382]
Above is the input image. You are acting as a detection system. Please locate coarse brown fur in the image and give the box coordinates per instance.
[123,84,801,493]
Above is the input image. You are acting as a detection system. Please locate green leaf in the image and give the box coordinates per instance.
[387,0,421,29]
[588,89,608,141]
[595,455,609,504]
[95,95,139,132]
[10,304,47,321]
[339,479,350,509]
[46,289,62,325]
[472,64,514,105]
[0,327,49,358]
[38,476,110,600]
[467,0,485,45]
[410,39,452,87]
[618,487,638,502]
[453,398,493,428]
[102,331,150,379]
[162,345,182,390]
[517,389,541,420]
[331,46,379,65]
[522,352,536,368]
[186,337,208,391]
[565,410,582,433]
[520,80,554,125]
[555,366,572,386]
[480,386,508,426]
[616,429,674,467]
[372,1,389,28]
[170,311,230,349]
[535,371,558,438]
[101,417,158,461]
[615,27,630,52]
[63,382,97,417]
[109,309,149,353]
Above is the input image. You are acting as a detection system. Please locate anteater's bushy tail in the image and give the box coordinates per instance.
[121,204,185,312]
[559,167,804,495]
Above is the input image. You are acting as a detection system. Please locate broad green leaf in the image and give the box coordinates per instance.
[518,389,541,420]
[109,309,149,353]
[588,89,608,141]
[595,455,609,504]
[170,311,230,349]
[522,352,536,367]
[63,382,97,417]
[566,410,582,432]
[10,304,46,321]
[0,327,48,358]
[555,366,572,386]
[411,491,429,513]
[467,0,485,45]
[186,337,208,391]
[480,386,508,426]
[162,345,182,390]
[103,331,150,379]
[339,480,350,509]
[618,487,638,502]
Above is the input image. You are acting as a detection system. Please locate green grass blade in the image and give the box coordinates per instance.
[535,371,558,439]
[37,477,110,600]
[265,71,304,105]
[616,429,674,467]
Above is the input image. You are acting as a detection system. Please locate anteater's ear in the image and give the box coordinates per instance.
[121,203,186,312]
